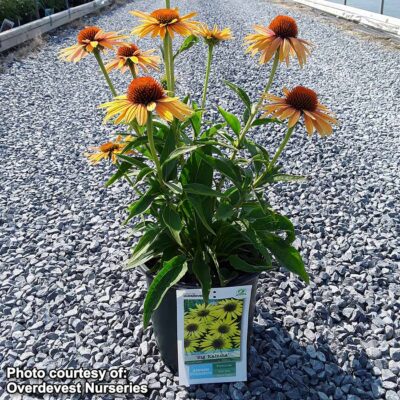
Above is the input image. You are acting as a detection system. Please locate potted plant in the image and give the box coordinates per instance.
[60,1,337,372]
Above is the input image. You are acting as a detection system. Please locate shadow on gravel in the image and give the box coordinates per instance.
[187,310,381,400]
[246,310,381,400]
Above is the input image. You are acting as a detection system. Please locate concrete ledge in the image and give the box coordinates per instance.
[0,0,112,52]
[292,0,400,36]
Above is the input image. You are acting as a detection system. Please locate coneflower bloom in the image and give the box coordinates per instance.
[85,135,133,164]
[130,8,198,39]
[105,43,160,75]
[59,26,128,63]
[262,86,337,136]
[245,15,311,67]
[100,76,193,126]
[197,24,233,45]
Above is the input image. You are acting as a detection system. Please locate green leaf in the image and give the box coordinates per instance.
[187,195,215,235]
[116,154,147,169]
[218,107,241,136]
[263,233,309,283]
[215,202,235,221]
[143,255,187,327]
[272,174,307,182]
[162,205,182,232]
[252,118,282,126]
[192,250,211,302]
[174,35,198,59]
[183,183,226,197]
[105,161,132,187]
[197,152,242,187]
[163,145,204,164]
[125,191,156,223]
[228,255,271,273]
[223,80,252,111]
[164,180,183,195]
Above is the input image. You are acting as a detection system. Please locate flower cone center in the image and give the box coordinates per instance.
[127,77,165,105]
[218,325,230,334]
[286,86,318,112]
[186,323,199,332]
[77,26,101,43]
[99,142,120,153]
[268,16,298,38]
[117,44,139,57]
[223,303,237,312]
[212,339,224,349]
[151,9,180,24]
[198,310,209,317]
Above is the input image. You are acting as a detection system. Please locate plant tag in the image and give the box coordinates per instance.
[176,285,251,386]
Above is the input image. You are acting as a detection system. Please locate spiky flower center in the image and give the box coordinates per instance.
[151,8,180,24]
[223,303,237,312]
[77,26,101,43]
[218,325,230,334]
[184,338,191,348]
[197,309,210,317]
[99,142,120,153]
[212,338,225,349]
[186,323,199,332]
[127,77,164,105]
[269,15,298,38]
[286,86,318,112]
[117,44,139,58]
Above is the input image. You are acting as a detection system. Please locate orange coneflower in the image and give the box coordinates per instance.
[59,26,128,62]
[196,24,233,45]
[130,8,199,39]
[99,76,193,126]
[105,43,160,75]
[263,86,337,136]
[85,135,133,164]
[245,15,311,67]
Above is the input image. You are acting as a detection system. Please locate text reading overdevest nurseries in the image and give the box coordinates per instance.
[6,367,148,395]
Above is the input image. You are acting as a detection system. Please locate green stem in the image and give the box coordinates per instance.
[146,112,163,183]
[254,125,295,187]
[163,32,175,95]
[201,43,214,110]
[93,49,117,97]
[233,50,280,156]
[216,50,280,193]
[165,0,170,7]
[128,62,137,79]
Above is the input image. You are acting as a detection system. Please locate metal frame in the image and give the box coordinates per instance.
[343,0,385,14]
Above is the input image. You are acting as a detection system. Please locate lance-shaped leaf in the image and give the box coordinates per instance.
[192,249,211,302]
[223,80,252,111]
[228,255,271,273]
[173,35,198,59]
[218,107,241,136]
[263,233,309,283]
[183,183,226,197]
[125,190,156,224]
[187,195,215,235]
[105,161,132,187]
[163,144,205,164]
[143,255,187,327]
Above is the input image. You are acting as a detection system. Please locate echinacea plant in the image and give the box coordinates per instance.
[60,2,337,327]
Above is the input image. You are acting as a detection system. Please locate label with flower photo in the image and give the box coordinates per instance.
[176,285,251,385]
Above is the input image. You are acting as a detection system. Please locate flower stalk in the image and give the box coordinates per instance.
[254,125,296,187]
[128,63,137,79]
[201,43,214,110]
[93,49,117,97]
[163,33,175,95]
[233,50,280,155]
[146,112,163,183]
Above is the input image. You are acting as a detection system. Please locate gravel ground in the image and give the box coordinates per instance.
[1,0,400,399]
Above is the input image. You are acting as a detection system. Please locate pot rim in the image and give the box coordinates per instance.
[137,264,259,289]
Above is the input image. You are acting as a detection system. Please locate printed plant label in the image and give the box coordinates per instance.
[176,285,251,385]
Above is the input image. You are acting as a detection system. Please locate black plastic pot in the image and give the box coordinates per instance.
[139,267,259,372]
